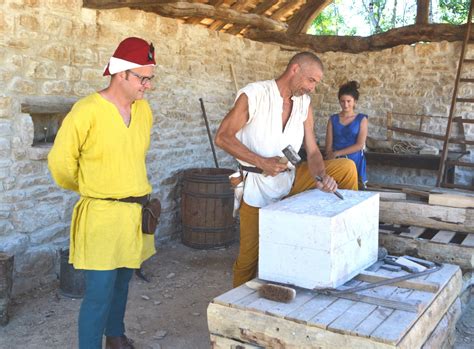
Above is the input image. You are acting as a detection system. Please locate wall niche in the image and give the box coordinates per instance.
[21,97,77,160]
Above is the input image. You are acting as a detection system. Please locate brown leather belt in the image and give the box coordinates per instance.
[102,194,150,206]
[240,165,264,174]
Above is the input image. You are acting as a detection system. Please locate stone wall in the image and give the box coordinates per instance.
[0,0,472,294]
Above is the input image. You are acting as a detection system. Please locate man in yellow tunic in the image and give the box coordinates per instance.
[215,52,358,288]
[48,37,157,349]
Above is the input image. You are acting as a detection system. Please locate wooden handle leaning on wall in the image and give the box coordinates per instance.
[387,111,393,140]
[230,64,239,93]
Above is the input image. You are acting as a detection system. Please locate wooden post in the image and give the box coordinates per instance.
[419,114,424,131]
[0,252,14,326]
[386,112,393,140]
[416,0,430,25]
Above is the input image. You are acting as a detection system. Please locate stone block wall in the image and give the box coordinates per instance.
[0,0,471,293]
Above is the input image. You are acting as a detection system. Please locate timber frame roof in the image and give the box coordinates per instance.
[83,0,471,53]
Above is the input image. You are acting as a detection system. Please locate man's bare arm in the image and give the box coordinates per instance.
[215,94,287,176]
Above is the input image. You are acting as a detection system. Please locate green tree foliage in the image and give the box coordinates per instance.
[308,1,357,35]
[308,0,469,37]
[438,0,470,25]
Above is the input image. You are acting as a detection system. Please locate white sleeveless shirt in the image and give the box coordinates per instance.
[236,80,311,208]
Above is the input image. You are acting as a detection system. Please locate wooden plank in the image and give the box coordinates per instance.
[210,334,261,348]
[370,310,418,344]
[233,291,261,308]
[379,233,474,269]
[208,264,461,348]
[367,272,433,344]
[352,272,414,338]
[431,230,456,244]
[420,298,462,349]
[387,125,445,141]
[353,306,395,338]
[245,287,314,317]
[264,289,315,318]
[399,226,425,238]
[307,298,356,329]
[462,234,474,247]
[355,271,440,293]
[429,192,474,209]
[213,285,255,306]
[396,265,461,348]
[208,302,396,348]
[285,294,337,324]
[335,292,422,313]
[380,200,474,234]
[327,301,377,335]
[371,190,407,201]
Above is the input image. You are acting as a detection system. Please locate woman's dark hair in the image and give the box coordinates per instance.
[338,80,360,101]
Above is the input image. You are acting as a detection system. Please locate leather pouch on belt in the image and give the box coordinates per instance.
[229,171,244,218]
[142,198,161,234]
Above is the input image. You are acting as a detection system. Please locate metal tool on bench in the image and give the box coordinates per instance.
[282,145,344,200]
[384,255,428,273]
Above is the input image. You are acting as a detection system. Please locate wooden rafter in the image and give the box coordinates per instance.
[148,2,288,31]
[209,0,253,31]
[83,0,473,54]
[270,0,304,21]
[286,0,331,35]
[83,0,180,9]
[185,0,226,25]
[226,0,279,35]
[246,23,472,53]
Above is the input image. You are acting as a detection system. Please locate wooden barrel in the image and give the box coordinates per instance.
[0,252,13,326]
[181,168,236,249]
[59,249,85,298]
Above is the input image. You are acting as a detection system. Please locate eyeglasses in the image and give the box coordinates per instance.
[126,70,155,86]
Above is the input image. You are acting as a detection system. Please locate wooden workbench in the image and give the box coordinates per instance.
[207,264,461,348]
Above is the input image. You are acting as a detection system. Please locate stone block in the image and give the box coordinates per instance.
[19,14,40,31]
[0,233,29,255]
[11,204,61,233]
[14,246,55,277]
[30,222,68,245]
[0,221,14,236]
[9,77,37,94]
[39,44,70,62]
[259,189,379,289]
[42,80,71,95]
[72,48,98,66]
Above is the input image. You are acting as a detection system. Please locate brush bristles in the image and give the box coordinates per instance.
[259,283,296,303]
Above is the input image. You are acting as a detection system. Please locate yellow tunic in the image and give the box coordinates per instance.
[48,92,156,270]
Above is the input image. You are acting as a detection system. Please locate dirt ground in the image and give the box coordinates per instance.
[0,240,473,349]
[0,241,238,349]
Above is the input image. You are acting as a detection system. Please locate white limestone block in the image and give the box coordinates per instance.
[259,189,379,289]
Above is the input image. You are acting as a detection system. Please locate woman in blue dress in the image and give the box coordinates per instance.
[325,81,368,188]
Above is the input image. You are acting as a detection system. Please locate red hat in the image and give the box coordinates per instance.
[103,37,156,76]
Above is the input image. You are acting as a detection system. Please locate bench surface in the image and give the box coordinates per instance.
[208,263,461,349]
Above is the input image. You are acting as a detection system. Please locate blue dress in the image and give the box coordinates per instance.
[330,113,368,184]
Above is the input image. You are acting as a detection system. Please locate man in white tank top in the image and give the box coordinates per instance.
[215,52,358,287]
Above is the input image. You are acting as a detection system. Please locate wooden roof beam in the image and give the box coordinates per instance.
[225,0,279,35]
[270,0,305,21]
[185,0,226,25]
[83,0,180,9]
[246,23,471,54]
[209,0,253,32]
[286,0,331,35]
[149,2,288,31]
[416,0,430,24]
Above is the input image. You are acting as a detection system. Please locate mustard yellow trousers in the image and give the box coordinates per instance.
[233,158,358,287]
